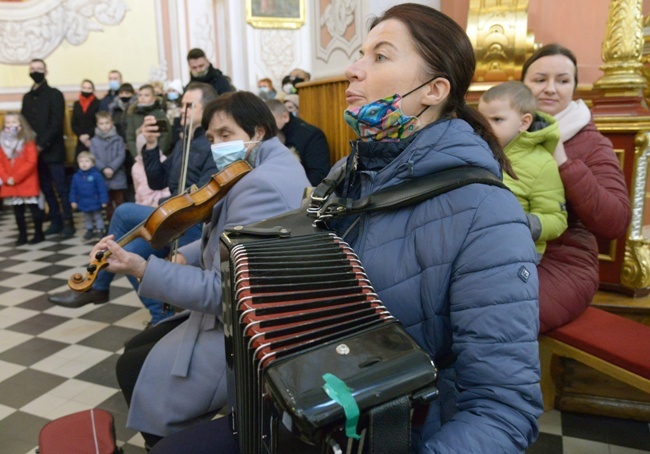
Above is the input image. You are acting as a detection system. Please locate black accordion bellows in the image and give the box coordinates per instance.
[220,216,438,454]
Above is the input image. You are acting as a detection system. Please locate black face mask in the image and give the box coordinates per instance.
[80,91,93,98]
[30,71,45,84]
[119,96,132,104]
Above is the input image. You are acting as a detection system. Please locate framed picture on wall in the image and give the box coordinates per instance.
[246,0,305,29]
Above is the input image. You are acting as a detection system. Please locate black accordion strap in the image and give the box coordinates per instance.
[368,395,411,454]
[314,166,508,220]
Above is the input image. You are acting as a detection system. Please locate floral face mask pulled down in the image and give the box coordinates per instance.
[343,77,438,142]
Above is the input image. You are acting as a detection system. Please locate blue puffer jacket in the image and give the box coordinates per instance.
[331,118,543,453]
[69,166,109,212]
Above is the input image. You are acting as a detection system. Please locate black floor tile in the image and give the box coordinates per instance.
[526,432,563,453]
[561,411,650,450]
[81,303,140,325]
[31,264,76,276]
[16,292,60,311]
[1,437,37,454]
[0,259,22,270]
[0,410,49,445]
[39,253,79,263]
[0,285,16,296]
[24,277,69,292]
[74,354,121,388]
[6,312,71,335]
[78,325,141,352]
[0,269,19,280]
[39,243,81,252]
[0,337,69,366]
[0,369,67,408]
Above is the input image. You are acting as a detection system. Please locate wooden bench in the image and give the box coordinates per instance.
[539,306,650,418]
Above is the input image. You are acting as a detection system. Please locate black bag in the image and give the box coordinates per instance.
[37,409,122,454]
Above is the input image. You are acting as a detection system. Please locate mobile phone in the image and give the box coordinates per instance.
[156,119,169,133]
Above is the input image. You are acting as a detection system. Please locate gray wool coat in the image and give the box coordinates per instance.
[130,137,310,436]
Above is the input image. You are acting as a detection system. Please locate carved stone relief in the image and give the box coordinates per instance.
[259,29,296,81]
[0,0,128,64]
[316,0,360,62]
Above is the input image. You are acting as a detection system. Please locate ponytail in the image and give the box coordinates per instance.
[455,103,516,179]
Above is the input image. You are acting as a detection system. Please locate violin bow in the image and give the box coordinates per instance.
[163,101,195,312]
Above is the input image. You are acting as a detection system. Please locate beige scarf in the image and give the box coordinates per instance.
[554,99,592,142]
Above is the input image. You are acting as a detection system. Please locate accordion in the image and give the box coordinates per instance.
[220,211,438,454]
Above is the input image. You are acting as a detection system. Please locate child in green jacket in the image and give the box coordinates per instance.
[479,81,567,261]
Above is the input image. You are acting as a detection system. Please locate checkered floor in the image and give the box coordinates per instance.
[0,207,148,453]
[0,206,648,453]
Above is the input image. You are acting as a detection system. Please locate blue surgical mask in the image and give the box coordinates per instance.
[109,80,120,91]
[167,91,179,101]
[210,140,258,170]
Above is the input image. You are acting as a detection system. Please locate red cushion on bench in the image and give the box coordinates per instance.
[546,307,650,379]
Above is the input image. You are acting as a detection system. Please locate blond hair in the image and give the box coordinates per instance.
[3,112,36,142]
[480,81,537,117]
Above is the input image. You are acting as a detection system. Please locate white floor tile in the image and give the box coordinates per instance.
[0,403,16,421]
[38,318,109,344]
[0,360,26,382]
[20,393,69,418]
[537,409,562,436]
[3,261,51,274]
[31,347,112,378]
[0,307,40,328]
[53,255,94,267]
[113,308,151,330]
[0,273,48,288]
[0,288,44,306]
[9,250,56,261]
[0,330,33,353]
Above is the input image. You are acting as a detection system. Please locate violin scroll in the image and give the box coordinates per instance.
[68,249,111,292]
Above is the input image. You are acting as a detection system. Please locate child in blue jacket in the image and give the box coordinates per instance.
[70,151,109,240]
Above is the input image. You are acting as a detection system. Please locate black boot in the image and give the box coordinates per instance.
[44,221,64,236]
[28,204,45,244]
[61,220,76,239]
[13,205,28,245]
[48,289,110,308]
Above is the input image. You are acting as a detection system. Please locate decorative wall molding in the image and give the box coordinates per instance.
[316,0,361,63]
[0,0,128,64]
[259,29,296,81]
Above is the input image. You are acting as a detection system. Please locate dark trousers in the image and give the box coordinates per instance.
[106,189,126,221]
[14,203,44,238]
[115,316,186,448]
[38,160,72,224]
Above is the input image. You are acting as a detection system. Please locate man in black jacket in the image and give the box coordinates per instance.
[21,59,75,238]
[48,83,219,324]
[266,99,331,186]
[185,48,234,95]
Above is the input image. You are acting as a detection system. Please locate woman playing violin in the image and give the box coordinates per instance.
[99,91,310,449]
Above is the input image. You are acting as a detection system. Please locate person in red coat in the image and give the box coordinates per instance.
[522,44,632,333]
[0,112,45,245]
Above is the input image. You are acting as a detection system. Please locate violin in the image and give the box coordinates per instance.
[68,160,252,292]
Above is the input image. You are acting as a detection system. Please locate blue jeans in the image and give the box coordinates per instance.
[92,202,202,323]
